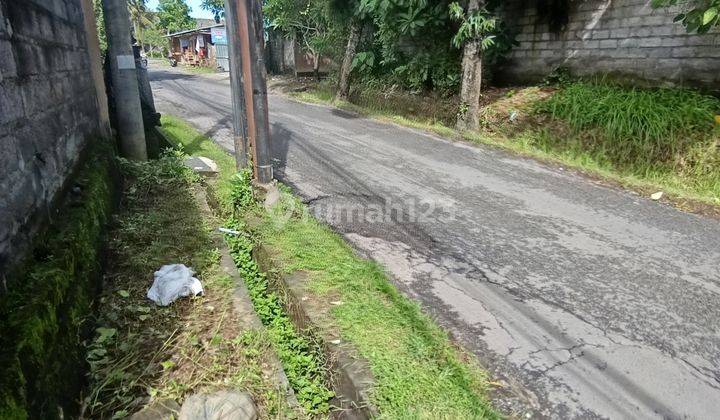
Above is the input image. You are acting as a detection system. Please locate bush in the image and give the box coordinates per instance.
[537,82,720,165]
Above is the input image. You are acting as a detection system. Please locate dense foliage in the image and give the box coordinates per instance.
[157,0,195,33]
[652,0,720,33]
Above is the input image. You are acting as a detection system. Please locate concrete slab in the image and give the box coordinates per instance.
[184,156,218,176]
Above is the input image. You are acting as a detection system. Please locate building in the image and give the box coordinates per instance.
[166,23,227,70]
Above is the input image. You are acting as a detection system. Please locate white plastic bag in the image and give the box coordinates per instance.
[147,264,204,306]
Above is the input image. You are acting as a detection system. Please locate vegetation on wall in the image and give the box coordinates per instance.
[0,141,117,420]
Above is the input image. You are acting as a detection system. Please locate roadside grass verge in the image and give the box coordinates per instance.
[159,114,498,419]
[85,153,294,418]
[255,191,498,419]
[158,115,236,212]
[277,79,720,208]
[160,116,336,415]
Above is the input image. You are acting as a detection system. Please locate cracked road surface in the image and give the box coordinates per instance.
[149,64,720,418]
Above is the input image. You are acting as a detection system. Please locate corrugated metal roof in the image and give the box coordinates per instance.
[165,24,225,38]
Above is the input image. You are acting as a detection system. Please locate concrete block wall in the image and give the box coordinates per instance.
[0,0,105,275]
[499,0,720,88]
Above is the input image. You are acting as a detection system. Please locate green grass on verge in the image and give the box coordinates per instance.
[258,193,498,419]
[158,114,498,419]
[158,115,237,211]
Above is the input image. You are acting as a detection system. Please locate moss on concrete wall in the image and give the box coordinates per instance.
[0,140,118,419]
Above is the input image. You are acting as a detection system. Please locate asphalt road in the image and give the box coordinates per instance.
[149,64,720,419]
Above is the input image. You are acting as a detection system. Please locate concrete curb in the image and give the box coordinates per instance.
[193,188,298,410]
[253,244,378,419]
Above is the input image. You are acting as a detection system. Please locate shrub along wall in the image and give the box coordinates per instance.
[0,140,118,419]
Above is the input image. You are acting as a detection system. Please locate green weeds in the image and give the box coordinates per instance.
[536,82,720,164]
[257,193,498,419]
[224,170,335,414]
[0,140,116,420]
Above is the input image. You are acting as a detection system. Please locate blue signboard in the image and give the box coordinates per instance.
[211,27,227,44]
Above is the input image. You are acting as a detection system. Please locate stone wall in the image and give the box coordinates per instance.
[499,0,720,88]
[0,0,107,277]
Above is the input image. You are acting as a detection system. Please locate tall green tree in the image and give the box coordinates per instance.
[450,0,498,130]
[157,0,195,34]
[652,0,719,33]
[201,0,225,23]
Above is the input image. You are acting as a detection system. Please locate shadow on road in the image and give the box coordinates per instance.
[270,122,292,180]
[330,108,361,119]
[148,69,197,82]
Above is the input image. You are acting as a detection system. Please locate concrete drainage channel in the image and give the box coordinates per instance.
[253,245,378,419]
[217,184,377,418]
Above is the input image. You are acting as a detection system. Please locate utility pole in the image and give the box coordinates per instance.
[224,0,249,169]
[102,0,147,160]
[225,0,273,184]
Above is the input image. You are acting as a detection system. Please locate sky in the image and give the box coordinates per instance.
[146,0,215,19]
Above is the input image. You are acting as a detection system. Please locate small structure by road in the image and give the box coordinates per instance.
[166,24,227,70]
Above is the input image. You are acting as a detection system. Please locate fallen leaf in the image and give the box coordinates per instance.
[117,290,130,298]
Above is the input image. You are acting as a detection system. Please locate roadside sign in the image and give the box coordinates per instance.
[211,27,227,44]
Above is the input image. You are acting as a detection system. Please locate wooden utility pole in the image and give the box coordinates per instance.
[102,0,147,160]
[225,0,273,184]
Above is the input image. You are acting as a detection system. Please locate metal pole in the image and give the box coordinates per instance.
[246,0,273,184]
[102,0,147,160]
[224,0,249,169]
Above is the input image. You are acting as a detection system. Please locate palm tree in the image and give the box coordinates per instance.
[127,0,153,49]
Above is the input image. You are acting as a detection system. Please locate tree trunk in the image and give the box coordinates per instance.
[313,52,320,81]
[456,0,483,131]
[336,19,362,102]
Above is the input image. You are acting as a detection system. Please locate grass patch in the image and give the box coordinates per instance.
[85,153,294,418]
[158,115,237,212]
[254,192,497,419]
[224,188,335,414]
[0,140,116,420]
[537,82,719,160]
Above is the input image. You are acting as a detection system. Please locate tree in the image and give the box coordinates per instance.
[329,0,364,101]
[264,0,334,80]
[358,0,460,91]
[156,0,194,34]
[450,1,499,130]
[652,0,719,33]
[201,0,225,23]
[335,20,362,101]
[127,0,153,48]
